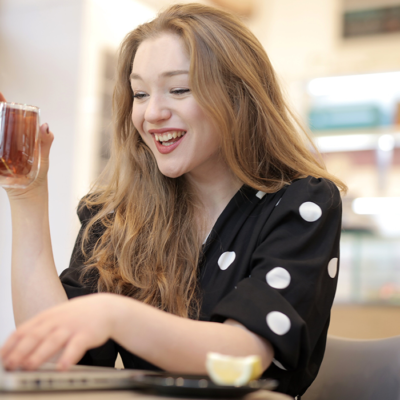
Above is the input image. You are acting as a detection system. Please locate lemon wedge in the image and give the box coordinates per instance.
[206,352,263,387]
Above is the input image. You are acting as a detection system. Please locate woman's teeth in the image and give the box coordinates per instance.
[155,131,186,146]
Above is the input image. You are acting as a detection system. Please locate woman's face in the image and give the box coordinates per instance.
[130,33,222,179]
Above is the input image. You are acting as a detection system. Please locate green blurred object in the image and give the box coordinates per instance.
[309,104,383,131]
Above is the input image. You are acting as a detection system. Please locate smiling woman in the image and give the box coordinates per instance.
[1,3,345,399]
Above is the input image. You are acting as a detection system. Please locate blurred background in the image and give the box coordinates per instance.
[1,0,400,344]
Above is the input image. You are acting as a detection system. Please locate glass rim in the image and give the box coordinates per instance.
[0,101,39,112]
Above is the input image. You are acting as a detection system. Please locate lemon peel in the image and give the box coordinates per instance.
[206,352,263,387]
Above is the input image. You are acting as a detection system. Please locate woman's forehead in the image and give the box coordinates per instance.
[131,33,190,78]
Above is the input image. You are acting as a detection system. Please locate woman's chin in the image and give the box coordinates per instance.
[158,166,186,179]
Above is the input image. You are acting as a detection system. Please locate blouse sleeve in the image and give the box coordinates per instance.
[59,202,118,367]
[59,201,103,298]
[210,177,342,373]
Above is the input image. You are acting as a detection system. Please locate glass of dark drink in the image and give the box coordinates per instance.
[0,102,41,188]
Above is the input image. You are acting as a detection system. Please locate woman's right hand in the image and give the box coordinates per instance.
[0,92,54,202]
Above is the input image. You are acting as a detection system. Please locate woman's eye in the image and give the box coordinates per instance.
[171,88,190,95]
[133,92,147,100]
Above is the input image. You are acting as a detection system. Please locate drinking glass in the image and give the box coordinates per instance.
[0,102,41,188]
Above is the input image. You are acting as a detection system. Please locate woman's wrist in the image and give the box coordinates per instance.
[106,294,160,358]
[7,182,49,209]
[99,293,134,341]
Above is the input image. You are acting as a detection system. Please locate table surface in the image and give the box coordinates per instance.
[0,389,292,400]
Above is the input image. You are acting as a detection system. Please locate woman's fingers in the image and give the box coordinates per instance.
[1,323,89,371]
[0,333,22,364]
[56,334,91,371]
[22,328,71,370]
[1,313,55,366]
[1,321,53,370]
[0,318,36,360]
[39,123,54,149]
[4,336,43,370]
[0,92,6,102]
[36,123,54,174]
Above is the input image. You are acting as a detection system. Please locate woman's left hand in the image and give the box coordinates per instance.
[0,293,120,371]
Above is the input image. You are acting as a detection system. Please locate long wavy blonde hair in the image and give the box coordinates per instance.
[80,3,346,318]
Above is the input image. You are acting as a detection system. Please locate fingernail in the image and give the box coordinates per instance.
[45,123,49,134]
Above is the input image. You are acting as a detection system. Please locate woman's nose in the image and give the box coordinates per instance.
[144,95,172,123]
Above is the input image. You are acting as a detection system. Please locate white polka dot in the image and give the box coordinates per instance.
[299,202,322,222]
[266,267,291,289]
[218,252,236,270]
[328,258,338,278]
[256,191,266,199]
[272,358,287,370]
[266,311,291,335]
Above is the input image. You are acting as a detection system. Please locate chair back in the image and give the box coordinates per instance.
[303,335,400,400]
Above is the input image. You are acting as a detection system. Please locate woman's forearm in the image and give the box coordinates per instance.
[111,295,274,373]
[10,187,67,326]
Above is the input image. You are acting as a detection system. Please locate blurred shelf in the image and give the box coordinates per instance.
[312,125,400,152]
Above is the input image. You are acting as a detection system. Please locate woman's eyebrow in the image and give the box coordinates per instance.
[129,70,189,80]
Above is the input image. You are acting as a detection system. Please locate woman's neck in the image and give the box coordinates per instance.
[186,158,242,240]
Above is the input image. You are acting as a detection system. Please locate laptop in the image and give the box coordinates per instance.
[0,359,277,396]
[0,358,148,391]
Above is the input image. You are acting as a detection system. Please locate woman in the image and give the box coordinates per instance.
[0,3,346,397]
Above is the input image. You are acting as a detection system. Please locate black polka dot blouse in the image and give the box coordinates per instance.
[60,176,342,397]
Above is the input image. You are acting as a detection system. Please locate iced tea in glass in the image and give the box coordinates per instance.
[0,102,40,188]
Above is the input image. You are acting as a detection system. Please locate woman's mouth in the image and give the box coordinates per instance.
[155,130,187,146]
[152,130,187,154]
